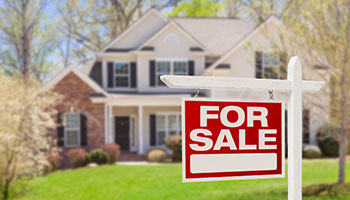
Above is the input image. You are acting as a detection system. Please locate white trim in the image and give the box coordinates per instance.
[100,9,168,53]
[160,75,324,92]
[136,21,210,53]
[44,66,110,97]
[64,113,81,147]
[204,16,282,73]
[181,97,285,183]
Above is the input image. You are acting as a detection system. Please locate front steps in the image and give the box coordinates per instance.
[119,151,144,161]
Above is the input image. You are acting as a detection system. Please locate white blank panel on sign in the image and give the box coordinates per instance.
[190,153,277,174]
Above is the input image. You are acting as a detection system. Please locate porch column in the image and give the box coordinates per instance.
[138,105,144,154]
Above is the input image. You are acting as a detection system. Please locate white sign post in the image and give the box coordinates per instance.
[161,56,324,200]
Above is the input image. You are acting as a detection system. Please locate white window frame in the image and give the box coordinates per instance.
[114,62,130,88]
[64,113,81,147]
[155,112,181,146]
[156,59,188,86]
[262,51,280,79]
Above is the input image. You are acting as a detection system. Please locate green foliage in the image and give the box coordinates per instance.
[318,137,339,157]
[146,149,167,163]
[89,149,108,165]
[302,145,322,158]
[303,183,350,197]
[165,135,182,162]
[317,125,339,157]
[167,0,222,17]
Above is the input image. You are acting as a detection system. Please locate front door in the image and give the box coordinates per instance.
[115,116,130,151]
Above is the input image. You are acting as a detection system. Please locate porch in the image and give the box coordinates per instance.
[101,94,186,156]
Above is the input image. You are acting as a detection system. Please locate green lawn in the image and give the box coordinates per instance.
[12,159,350,200]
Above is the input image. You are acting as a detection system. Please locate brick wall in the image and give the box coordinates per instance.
[52,72,105,167]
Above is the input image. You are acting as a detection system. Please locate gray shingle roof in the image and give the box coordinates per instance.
[173,18,254,55]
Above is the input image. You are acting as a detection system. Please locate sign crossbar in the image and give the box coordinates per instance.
[161,56,325,200]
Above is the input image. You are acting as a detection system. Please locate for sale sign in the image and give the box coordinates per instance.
[182,98,285,182]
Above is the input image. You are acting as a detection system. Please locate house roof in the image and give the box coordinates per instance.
[173,18,254,55]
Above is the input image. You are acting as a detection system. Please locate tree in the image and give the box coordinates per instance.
[57,0,179,64]
[281,0,350,184]
[222,0,241,18]
[167,0,223,17]
[227,0,293,24]
[0,0,59,80]
[0,75,60,200]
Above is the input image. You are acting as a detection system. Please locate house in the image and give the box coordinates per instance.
[45,9,324,162]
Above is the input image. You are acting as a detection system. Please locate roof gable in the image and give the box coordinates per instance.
[136,21,210,53]
[44,66,109,97]
[174,18,254,55]
[204,16,283,73]
[101,9,168,52]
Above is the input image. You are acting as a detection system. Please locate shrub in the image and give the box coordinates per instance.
[165,135,182,162]
[45,152,61,173]
[302,145,322,158]
[146,149,167,163]
[317,124,339,157]
[89,149,109,165]
[67,148,86,168]
[102,144,121,164]
[318,137,339,157]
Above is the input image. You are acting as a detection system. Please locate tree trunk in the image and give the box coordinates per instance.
[2,180,10,200]
[338,63,347,184]
[338,131,347,184]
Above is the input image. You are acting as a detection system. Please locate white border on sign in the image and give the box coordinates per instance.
[181,97,285,183]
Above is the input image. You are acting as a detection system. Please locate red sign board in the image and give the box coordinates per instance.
[182,98,285,182]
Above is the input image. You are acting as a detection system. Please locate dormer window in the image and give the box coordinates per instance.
[115,62,130,87]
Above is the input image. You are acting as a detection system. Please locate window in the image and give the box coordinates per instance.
[262,52,280,79]
[156,60,187,86]
[65,113,80,147]
[115,62,129,87]
[156,113,181,146]
[173,61,187,75]
[156,61,171,86]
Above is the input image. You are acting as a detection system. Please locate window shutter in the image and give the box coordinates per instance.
[149,60,156,86]
[80,114,87,146]
[57,112,64,146]
[107,62,114,88]
[150,114,156,146]
[255,51,262,78]
[279,52,287,79]
[130,62,137,88]
[188,60,195,75]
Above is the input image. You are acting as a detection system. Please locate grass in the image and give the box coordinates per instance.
[12,159,350,200]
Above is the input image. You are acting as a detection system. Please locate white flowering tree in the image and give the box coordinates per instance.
[0,75,60,200]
